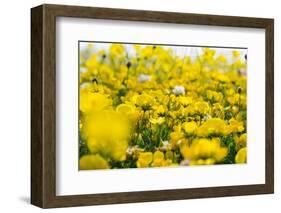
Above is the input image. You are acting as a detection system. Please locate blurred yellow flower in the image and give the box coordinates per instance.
[79,154,109,170]
[150,117,165,125]
[151,151,165,167]
[178,96,193,106]
[152,105,166,115]
[137,152,153,168]
[206,90,223,102]
[235,133,247,151]
[109,44,125,56]
[182,121,198,135]
[197,118,228,137]
[180,138,228,165]
[151,151,172,167]
[235,148,247,163]
[116,103,134,114]
[228,118,244,133]
[232,50,240,58]
[82,110,130,161]
[80,90,111,113]
[132,94,154,108]
[194,101,210,115]
[169,126,185,147]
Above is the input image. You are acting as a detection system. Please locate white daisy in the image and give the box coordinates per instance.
[138,74,151,83]
[172,85,185,95]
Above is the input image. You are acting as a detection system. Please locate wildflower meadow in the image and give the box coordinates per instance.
[79,42,247,170]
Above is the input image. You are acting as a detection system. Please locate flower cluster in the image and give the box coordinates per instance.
[79,43,247,170]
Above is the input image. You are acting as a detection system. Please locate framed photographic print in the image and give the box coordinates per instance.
[31,4,274,208]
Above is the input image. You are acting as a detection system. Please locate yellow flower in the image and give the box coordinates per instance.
[150,117,165,125]
[165,150,174,160]
[152,105,166,115]
[212,103,225,119]
[151,151,172,167]
[87,43,94,49]
[206,90,223,102]
[197,118,228,137]
[190,158,216,166]
[180,138,228,165]
[235,148,247,163]
[232,50,240,58]
[169,126,185,147]
[85,55,99,70]
[182,121,198,135]
[227,94,240,105]
[109,44,125,56]
[228,118,244,133]
[178,96,193,106]
[132,94,154,108]
[202,48,216,61]
[213,72,230,83]
[116,103,140,122]
[82,110,130,161]
[151,151,165,167]
[116,103,134,114]
[216,55,227,63]
[194,101,210,115]
[137,152,153,168]
[235,133,247,151]
[80,90,111,113]
[140,46,154,58]
[80,154,109,170]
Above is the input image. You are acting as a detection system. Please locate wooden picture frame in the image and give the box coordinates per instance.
[31,4,274,208]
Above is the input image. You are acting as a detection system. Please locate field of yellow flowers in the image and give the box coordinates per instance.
[79,43,247,170]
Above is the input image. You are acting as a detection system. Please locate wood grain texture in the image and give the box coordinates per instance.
[265,20,274,193]
[31,5,43,207]
[31,4,274,208]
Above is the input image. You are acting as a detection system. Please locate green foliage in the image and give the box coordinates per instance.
[110,158,137,169]
[79,137,90,157]
[221,135,236,164]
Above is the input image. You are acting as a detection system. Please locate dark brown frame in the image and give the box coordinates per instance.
[31,4,274,208]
